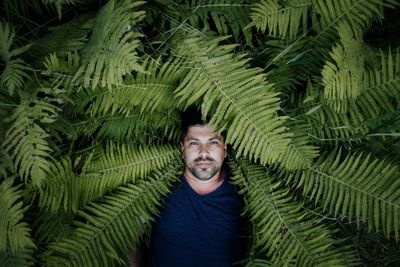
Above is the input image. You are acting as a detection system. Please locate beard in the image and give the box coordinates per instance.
[186,156,222,181]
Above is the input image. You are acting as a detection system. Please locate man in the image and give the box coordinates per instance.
[149,108,245,266]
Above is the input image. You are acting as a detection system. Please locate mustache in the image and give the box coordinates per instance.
[194,156,214,162]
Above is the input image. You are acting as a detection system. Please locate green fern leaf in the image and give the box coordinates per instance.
[0,248,35,267]
[277,121,319,170]
[73,56,186,116]
[0,22,33,96]
[173,35,293,166]
[230,158,356,266]
[0,178,35,254]
[79,143,180,204]
[322,22,365,112]
[44,162,181,266]
[31,14,92,59]
[313,0,398,30]
[249,0,311,39]
[72,0,146,90]
[2,96,58,186]
[1,59,32,96]
[296,149,400,240]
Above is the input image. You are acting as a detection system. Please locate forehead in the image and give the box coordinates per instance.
[185,125,222,140]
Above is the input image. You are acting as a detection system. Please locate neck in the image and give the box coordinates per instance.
[183,170,224,195]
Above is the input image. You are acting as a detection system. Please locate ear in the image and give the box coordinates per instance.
[224,143,227,157]
[180,141,184,153]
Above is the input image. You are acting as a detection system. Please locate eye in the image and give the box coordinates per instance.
[188,141,199,146]
[209,140,219,145]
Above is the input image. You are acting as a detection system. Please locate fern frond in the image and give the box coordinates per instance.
[43,52,81,94]
[322,22,365,112]
[32,210,74,244]
[1,59,32,95]
[96,110,181,142]
[230,158,356,266]
[295,149,400,240]
[0,178,35,254]
[173,35,293,166]
[185,0,253,44]
[312,0,398,30]
[0,248,35,267]
[277,121,319,170]
[249,0,311,39]
[30,14,92,59]
[2,94,58,186]
[41,0,77,19]
[73,56,186,116]
[79,143,180,204]
[72,0,146,90]
[44,162,181,266]
[0,22,33,96]
[38,158,79,213]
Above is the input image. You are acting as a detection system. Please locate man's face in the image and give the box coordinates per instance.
[181,125,227,182]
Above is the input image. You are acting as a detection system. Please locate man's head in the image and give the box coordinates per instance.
[180,107,227,182]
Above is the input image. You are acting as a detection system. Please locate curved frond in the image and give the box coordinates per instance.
[95,110,181,142]
[173,35,293,166]
[79,143,180,205]
[0,248,35,267]
[312,0,398,30]
[0,22,33,96]
[43,162,181,266]
[296,149,400,240]
[185,0,253,44]
[230,158,356,266]
[249,0,311,39]
[38,158,79,213]
[322,22,365,112]
[30,14,92,59]
[72,0,146,90]
[278,121,319,170]
[2,95,59,187]
[0,58,32,96]
[73,56,186,116]
[0,178,35,254]
[41,0,77,18]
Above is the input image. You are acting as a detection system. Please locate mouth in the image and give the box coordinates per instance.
[195,161,213,168]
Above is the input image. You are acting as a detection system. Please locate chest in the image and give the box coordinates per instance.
[154,183,243,246]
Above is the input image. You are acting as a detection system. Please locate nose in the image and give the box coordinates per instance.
[198,144,209,159]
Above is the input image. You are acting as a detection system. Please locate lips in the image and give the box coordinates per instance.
[195,161,213,168]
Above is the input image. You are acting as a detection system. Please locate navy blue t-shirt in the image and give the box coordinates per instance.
[150,175,245,267]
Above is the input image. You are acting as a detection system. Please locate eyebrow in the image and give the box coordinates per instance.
[186,136,221,141]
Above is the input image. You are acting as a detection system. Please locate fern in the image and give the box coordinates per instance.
[72,0,146,90]
[79,143,180,204]
[183,0,253,44]
[0,178,35,257]
[73,56,186,116]
[277,121,319,170]
[95,110,181,142]
[249,0,311,39]
[230,158,356,266]
[30,14,92,59]
[322,22,365,112]
[312,0,398,30]
[0,22,33,96]
[292,149,400,240]
[41,0,77,18]
[173,34,293,166]
[43,162,181,266]
[2,93,59,186]
[38,158,79,213]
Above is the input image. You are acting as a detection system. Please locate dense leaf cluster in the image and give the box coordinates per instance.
[0,0,400,266]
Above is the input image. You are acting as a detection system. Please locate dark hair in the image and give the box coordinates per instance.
[180,106,226,140]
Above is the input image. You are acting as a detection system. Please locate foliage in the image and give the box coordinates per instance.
[0,0,400,265]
